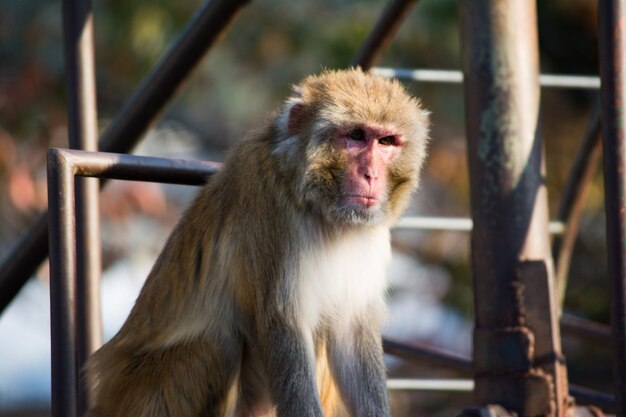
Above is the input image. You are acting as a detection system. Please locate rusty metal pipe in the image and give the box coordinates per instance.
[598,1,626,416]
[459,1,568,415]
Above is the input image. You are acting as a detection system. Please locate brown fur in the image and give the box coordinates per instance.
[85,68,429,417]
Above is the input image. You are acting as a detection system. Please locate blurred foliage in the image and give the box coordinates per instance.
[0,0,615,413]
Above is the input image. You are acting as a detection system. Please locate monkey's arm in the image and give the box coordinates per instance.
[327,317,391,417]
[259,314,325,417]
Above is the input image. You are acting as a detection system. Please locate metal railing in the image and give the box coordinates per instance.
[372,67,602,89]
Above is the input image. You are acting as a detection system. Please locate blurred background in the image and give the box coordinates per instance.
[0,0,608,416]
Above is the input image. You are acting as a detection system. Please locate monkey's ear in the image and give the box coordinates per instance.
[287,102,306,136]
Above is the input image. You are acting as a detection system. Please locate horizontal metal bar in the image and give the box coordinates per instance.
[372,67,601,89]
[387,378,473,391]
[373,68,463,83]
[393,216,564,234]
[383,337,614,410]
[561,313,611,345]
[570,384,616,414]
[50,149,221,183]
[382,336,474,373]
[386,379,614,411]
[540,74,601,89]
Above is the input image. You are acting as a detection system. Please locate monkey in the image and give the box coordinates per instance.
[85,68,430,417]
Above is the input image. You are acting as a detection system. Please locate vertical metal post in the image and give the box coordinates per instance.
[598,1,626,416]
[62,0,101,413]
[459,1,567,416]
[48,150,78,417]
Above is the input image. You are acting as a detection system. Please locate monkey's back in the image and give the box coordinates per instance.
[85,135,310,416]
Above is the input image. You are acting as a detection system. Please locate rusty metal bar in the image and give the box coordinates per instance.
[570,385,616,414]
[49,149,221,184]
[0,0,250,315]
[552,105,602,309]
[383,336,473,373]
[62,0,101,411]
[560,314,611,345]
[459,2,568,416]
[351,0,418,70]
[372,67,601,89]
[598,1,626,415]
[383,337,614,411]
[47,149,220,417]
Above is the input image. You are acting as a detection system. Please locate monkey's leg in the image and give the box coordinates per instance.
[258,315,324,417]
[88,335,242,417]
[326,319,391,417]
[315,340,349,417]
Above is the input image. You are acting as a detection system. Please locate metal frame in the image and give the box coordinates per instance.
[459,2,567,416]
[47,149,616,417]
[47,149,221,417]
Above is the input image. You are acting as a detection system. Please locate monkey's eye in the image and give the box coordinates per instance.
[349,128,366,141]
[378,136,396,146]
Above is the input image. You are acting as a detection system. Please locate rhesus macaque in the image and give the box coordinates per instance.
[85,68,430,417]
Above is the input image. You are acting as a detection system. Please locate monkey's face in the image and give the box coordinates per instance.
[274,69,430,227]
[321,123,404,225]
[299,116,426,227]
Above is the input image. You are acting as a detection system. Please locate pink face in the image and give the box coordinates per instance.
[338,123,404,211]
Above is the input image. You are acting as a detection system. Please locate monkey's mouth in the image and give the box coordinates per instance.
[345,194,378,208]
